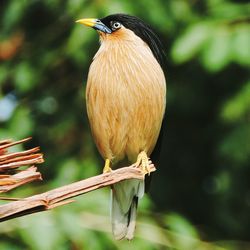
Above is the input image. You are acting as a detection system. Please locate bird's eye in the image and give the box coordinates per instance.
[111,22,121,30]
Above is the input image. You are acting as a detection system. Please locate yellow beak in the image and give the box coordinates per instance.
[76,18,96,27]
[76,18,112,34]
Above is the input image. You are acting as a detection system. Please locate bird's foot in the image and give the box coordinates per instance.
[135,151,151,175]
[103,159,112,173]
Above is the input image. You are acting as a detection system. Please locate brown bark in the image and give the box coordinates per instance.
[0,164,155,222]
[0,137,44,191]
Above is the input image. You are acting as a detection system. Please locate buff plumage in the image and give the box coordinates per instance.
[77,14,166,240]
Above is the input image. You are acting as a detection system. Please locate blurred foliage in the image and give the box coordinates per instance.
[0,0,249,249]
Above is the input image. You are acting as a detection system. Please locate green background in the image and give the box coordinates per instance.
[0,0,249,249]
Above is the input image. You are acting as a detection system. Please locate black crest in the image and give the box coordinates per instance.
[100,14,166,69]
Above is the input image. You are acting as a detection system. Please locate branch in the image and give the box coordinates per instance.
[0,137,44,192]
[0,164,155,222]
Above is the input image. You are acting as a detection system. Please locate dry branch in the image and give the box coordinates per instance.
[0,137,44,192]
[0,164,155,222]
[0,137,155,223]
[0,166,42,192]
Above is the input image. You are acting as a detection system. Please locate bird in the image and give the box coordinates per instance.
[76,13,166,240]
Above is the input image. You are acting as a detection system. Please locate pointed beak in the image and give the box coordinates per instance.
[76,18,112,34]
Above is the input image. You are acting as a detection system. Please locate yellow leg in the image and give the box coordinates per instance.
[103,159,112,173]
[135,151,151,175]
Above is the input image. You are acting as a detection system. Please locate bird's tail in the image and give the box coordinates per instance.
[111,179,144,240]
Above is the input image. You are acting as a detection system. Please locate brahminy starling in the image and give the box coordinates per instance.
[77,13,166,240]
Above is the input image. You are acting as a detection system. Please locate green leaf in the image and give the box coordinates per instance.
[201,27,231,72]
[9,106,34,138]
[66,0,87,15]
[165,213,200,250]
[232,24,250,66]
[2,0,28,34]
[165,213,198,238]
[171,23,212,63]
[221,81,250,122]
[219,124,250,164]
[18,214,64,250]
[0,65,9,84]
[14,62,37,93]
[65,25,95,64]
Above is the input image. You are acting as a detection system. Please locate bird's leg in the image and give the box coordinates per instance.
[135,151,151,175]
[103,159,112,173]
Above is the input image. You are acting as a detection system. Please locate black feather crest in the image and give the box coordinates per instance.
[100,14,166,68]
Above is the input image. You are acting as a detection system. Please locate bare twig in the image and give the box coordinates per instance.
[0,137,31,150]
[0,147,40,161]
[0,138,44,190]
[0,164,155,222]
[0,166,42,193]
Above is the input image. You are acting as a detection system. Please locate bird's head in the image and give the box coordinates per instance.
[76,14,165,68]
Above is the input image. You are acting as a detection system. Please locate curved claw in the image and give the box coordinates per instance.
[134,151,151,175]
